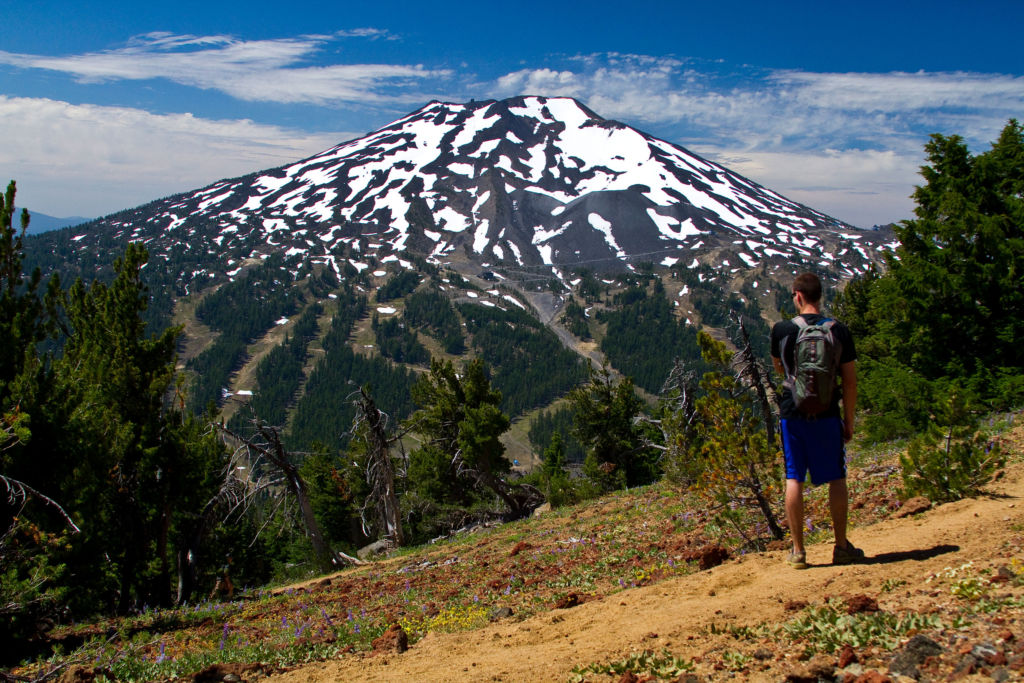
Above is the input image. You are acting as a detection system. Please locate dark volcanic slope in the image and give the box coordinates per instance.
[58,96,892,289]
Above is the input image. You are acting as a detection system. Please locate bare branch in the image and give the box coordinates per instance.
[1,474,80,534]
[213,413,364,568]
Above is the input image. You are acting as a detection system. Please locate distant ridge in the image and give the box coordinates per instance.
[25,211,91,235]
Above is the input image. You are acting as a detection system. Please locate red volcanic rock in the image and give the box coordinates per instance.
[372,624,409,654]
[845,594,880,614]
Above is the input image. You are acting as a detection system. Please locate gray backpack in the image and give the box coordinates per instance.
[783,317,842,415]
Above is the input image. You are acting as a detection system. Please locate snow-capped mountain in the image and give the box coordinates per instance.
[60,96,891,289]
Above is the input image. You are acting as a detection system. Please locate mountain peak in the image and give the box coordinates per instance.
[54,97,892,294]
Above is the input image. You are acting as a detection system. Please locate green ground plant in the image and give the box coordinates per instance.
[781,599,943,654]
[569,648,694,681]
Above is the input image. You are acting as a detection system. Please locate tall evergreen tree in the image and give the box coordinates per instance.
[841,119,1024,434]
[569,362,659,491]
[405,359,536,522]
[57,243,194,611]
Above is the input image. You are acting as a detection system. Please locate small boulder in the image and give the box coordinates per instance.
[845,594,880,614]
[895,496,931,518]
[555,592,582,609]
[889,634,944,678]
[357,539,390,560]
[682,544,729,570]
[191,663,261,683]
[784,655,834,682]
[371,623,409,654]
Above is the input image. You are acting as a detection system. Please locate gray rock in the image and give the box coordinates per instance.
[357,539,390,560]
[971,641,999,660]
[889,634,944,677]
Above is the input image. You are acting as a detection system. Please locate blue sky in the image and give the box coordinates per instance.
[1,0,1022,228]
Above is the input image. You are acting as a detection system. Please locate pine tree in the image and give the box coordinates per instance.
[569,362,658,491]
[57,243,190,611]
[405,359,538,521]
[665,332,785,543]
[846,119,1024,434]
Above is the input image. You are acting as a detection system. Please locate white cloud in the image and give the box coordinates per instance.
[496,68,586,97]
[0,96,350,216]
[493,57,1024,151]
[490,54,1024,224]
[0,31,449,105]
[695,147,923,227]
[772,70,1024,114]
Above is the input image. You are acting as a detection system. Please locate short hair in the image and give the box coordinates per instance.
[792,272,822,304]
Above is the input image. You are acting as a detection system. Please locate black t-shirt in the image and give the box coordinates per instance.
[770,313,857,420]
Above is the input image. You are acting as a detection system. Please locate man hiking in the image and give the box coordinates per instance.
[771,272,864,568]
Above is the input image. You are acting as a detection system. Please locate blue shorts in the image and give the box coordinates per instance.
[780,417,846,486]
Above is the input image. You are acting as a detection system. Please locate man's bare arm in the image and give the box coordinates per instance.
[839,360,857,441]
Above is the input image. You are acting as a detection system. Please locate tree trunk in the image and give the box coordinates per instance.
[155,502,172,606]
[747,462,785,540]
[356,388,404,547]
[253,422,363,569]
[732,313,778,449]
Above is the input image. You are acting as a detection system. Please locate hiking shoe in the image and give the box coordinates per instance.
[787,550,808,569]
[832,541,865,565]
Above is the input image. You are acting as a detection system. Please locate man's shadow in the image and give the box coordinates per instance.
[805,543,960,567]
[862,543,960,565]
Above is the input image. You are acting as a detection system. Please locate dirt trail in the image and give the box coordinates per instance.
[267,464,1024,682]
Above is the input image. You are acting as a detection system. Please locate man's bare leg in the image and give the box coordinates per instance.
[785,478,805,553]
[829,478,849,548]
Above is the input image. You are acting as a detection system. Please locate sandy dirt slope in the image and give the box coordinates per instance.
[266,461,1024,682]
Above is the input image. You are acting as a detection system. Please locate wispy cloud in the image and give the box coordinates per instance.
[493,54,1024,152]
[0,31,447,105]
[0,96,349,216]
[491,54,1024,225]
